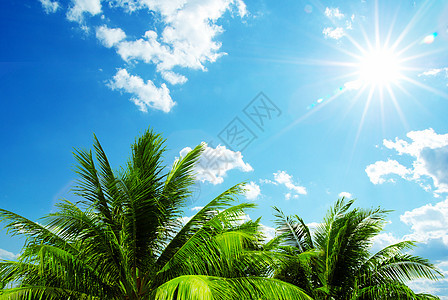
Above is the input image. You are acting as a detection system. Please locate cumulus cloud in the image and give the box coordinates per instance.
[179,143,253,185]
[244,181,261,200]
[371,232,401,252]
[0,248,18,260]
[96,25,126,48]
[108,69,175,113]
[367,129,448,195]
[338,192,353,199]
[322,27,345,40]
[39,0,60,13]
[398,198,448,296]
[113,0,246,72]
[46,0,248,112]
[67,0,102,23]
[407,274,448,299]
[365,159,411,185]
[401,198,448,245]
[324,7,345,19]
[262,170,307,199]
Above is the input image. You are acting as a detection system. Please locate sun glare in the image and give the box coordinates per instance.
[358,48,402,87]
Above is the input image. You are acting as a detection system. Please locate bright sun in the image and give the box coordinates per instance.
[357,48,402,87]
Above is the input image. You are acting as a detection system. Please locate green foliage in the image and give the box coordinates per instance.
[272,198,443,300]
[0,128,310,300]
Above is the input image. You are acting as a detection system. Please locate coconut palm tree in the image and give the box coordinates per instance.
[272,198,443,299]
[0,128,311,300]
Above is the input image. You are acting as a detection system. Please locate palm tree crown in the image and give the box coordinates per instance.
[0,128,311,300]
[272,198,443,299]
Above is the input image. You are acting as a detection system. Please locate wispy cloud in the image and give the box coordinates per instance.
[324,7,345,19]
[418,67,448,77]
[0,248,18,260]
[322,27,345,40]
[262,170,307,199]
[322,7,355,41]
[39,0,60,14]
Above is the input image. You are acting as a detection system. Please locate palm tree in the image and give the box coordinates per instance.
[0,128,311,300]
[272,198,443,299]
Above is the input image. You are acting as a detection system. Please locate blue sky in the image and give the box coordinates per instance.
[2,0,448,296]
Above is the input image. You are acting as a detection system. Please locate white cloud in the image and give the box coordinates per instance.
[0,249,18,260]
[43,0,248,112]
[161,71,188,85]
[399,199,448,297]
[400,198,448,245]
[323,27,345,40]
[285,192,297,200]
[259,179,276,185]
[191,206,204,212]
[114,0,246,73]
[383,129,448,156]
[67,0,102,23]
[371,232,401,252]
[39,0,60,13]
[260,224,276,241]
[338,192,353,199]
[418,68,448,77]
[233,0,247,17]
[365,159,411,185]
[108,69,175,113]
[368,129,448,194]
[322,7,355,41]
[263,170,306,199]
[408,276,448,299]
[324,7,345,19]
[96,25,126,48]
[306,222,321,234]
[244,181,261,200]
[179,143,253,185]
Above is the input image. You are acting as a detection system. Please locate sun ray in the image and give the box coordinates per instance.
[353,87,375,150]
[374,0,381,49]
[401,76,448,99]
[280,0,448,150]
[399,47,448,64]
[386,85,410,130]
[383,7,400,49]
[390,0,434,51]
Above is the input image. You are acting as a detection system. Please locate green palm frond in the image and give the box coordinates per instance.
[152,275,313,300]
[354,281,440,299]
[0,208,77,254]
[273,207,313,252]
[156,181,244,268]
